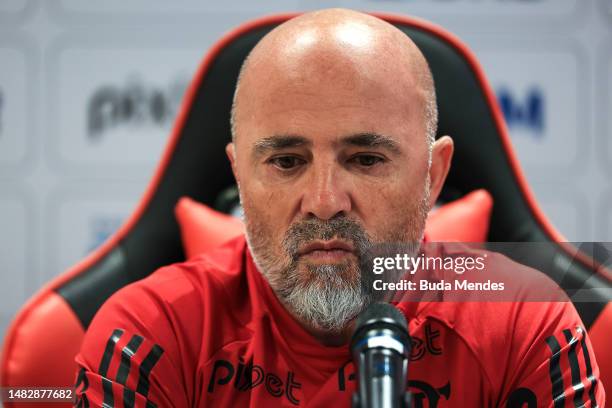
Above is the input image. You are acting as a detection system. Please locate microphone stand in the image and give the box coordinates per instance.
[351,303,413,408]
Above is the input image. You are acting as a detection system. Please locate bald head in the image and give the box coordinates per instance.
[231,8,437,150]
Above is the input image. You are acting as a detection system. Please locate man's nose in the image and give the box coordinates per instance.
[299,162,352,220]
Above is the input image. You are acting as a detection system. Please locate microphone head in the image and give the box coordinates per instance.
[355,303,408,333]
[351,303,410,357]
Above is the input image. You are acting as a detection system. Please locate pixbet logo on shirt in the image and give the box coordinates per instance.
[207,359,302,405]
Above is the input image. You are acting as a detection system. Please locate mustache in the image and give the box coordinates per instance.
[282,216,372,260]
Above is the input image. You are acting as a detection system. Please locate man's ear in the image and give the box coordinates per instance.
[225,142,239,184]
[427,135,454,209]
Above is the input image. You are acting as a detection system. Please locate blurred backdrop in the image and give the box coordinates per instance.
[0,0,611,344]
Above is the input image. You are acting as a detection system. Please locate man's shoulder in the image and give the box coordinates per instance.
[411,245,585,388]
[182,234,249,280]
[416,299,580,353]
[112,233,246,303]
[82,236,248,345]
[422,244,581,346]
[76,236,250,381]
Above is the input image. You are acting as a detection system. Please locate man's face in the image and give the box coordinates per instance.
[229,42,433,333]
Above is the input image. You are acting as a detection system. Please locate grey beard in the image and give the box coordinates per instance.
[274,260,370,332]
[251,216,373,333]
[247,217,422,334]
[243,179,430,334]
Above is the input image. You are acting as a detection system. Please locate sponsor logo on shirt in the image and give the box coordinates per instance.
[207,359,302,405]
[409,323,443,362]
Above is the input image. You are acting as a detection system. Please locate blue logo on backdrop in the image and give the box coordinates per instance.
[87,74,188,140]
[497,86,545,138]
[88,215,123,252]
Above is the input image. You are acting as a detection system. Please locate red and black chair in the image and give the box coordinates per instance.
[2,13,610,407]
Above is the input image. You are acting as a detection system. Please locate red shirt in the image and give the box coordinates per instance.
[75,236,605,407]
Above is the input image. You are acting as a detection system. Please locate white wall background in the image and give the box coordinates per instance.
[0,0,611,344]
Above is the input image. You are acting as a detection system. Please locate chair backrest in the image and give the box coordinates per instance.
[2,13,610,402]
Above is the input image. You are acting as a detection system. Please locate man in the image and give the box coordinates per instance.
[75,9,605,407]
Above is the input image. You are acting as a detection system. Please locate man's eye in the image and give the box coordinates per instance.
[351,154,384,167]
[269,156,305,170]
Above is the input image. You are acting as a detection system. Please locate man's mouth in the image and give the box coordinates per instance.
[297,239,356,263]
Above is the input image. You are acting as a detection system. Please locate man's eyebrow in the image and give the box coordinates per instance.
[341,133,402,155]
[252,135,311,156]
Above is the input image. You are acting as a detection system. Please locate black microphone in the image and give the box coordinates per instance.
[351,303,411,408]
